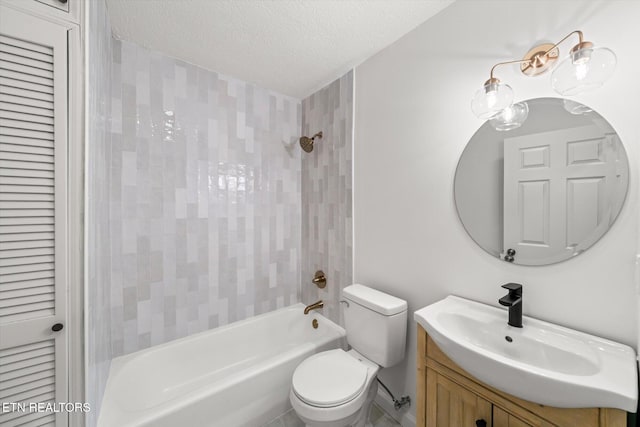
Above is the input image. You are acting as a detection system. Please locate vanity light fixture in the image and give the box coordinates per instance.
[471,30,616,120]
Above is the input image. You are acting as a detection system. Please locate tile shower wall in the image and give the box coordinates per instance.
[86,0,113,424]
[301,72,354,324]
[109,40,302,356]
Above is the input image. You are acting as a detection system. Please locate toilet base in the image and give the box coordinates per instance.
[300,382,378,427]
[350,381,377,427]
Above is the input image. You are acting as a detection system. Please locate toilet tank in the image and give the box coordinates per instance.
[342,284,408,367]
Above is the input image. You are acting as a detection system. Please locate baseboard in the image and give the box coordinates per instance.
[374,388,416,427]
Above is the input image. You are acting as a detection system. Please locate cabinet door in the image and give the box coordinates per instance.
[426,368,492,427]
[493,406,556,427]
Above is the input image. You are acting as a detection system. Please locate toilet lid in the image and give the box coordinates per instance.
[292,349,369,407]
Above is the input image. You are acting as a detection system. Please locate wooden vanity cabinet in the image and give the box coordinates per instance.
[416,325,627,427]
[427,368,492,426]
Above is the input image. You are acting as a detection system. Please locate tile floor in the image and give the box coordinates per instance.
[263,403,401,427]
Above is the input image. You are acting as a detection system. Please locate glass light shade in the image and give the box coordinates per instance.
[551,46,616,96]
[489,102,529,131]
[563,99,593,115]
[471,82,514,119]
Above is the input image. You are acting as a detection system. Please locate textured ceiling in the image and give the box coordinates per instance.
[105,0,454,98]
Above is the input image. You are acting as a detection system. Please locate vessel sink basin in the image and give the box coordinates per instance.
[414,296,638,412]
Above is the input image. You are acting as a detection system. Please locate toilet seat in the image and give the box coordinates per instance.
[292,349,369,408]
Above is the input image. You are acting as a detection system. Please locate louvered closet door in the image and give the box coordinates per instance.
[0,6,68,427]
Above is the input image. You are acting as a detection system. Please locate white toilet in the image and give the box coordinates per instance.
[290,284,408,427]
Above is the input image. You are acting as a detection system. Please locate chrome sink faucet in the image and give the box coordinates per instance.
[304,300,323,315]
[499,283,523,328]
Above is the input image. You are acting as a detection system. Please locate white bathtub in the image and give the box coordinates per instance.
[98,304,345,427]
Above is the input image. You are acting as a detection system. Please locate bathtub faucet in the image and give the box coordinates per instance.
[304,300,324,315]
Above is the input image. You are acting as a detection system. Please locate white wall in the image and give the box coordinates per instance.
[354,0,640,422]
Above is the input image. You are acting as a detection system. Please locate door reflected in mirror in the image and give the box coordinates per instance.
[455,98,629,266]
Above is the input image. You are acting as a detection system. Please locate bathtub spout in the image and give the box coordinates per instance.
[304,300,324,315]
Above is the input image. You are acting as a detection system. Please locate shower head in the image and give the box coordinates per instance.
[299,132,323,153]
[300,136,314,153]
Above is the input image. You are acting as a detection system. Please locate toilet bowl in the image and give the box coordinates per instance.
[290,284,408,427]
[289,349,379,427]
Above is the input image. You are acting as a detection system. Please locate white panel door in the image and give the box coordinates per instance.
[0,5,68,426]
[503,125,617,265]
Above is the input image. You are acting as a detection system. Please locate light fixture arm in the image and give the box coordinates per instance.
[488,59,535,82]
[486,30,587,83]
[542,30,584,56]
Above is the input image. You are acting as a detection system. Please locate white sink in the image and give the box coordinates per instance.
[414,295,638,412]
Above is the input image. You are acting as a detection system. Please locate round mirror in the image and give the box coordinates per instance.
[455,98,629,266]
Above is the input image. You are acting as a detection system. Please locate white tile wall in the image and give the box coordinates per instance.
[108,39,303,356]
[301,72,354,324]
